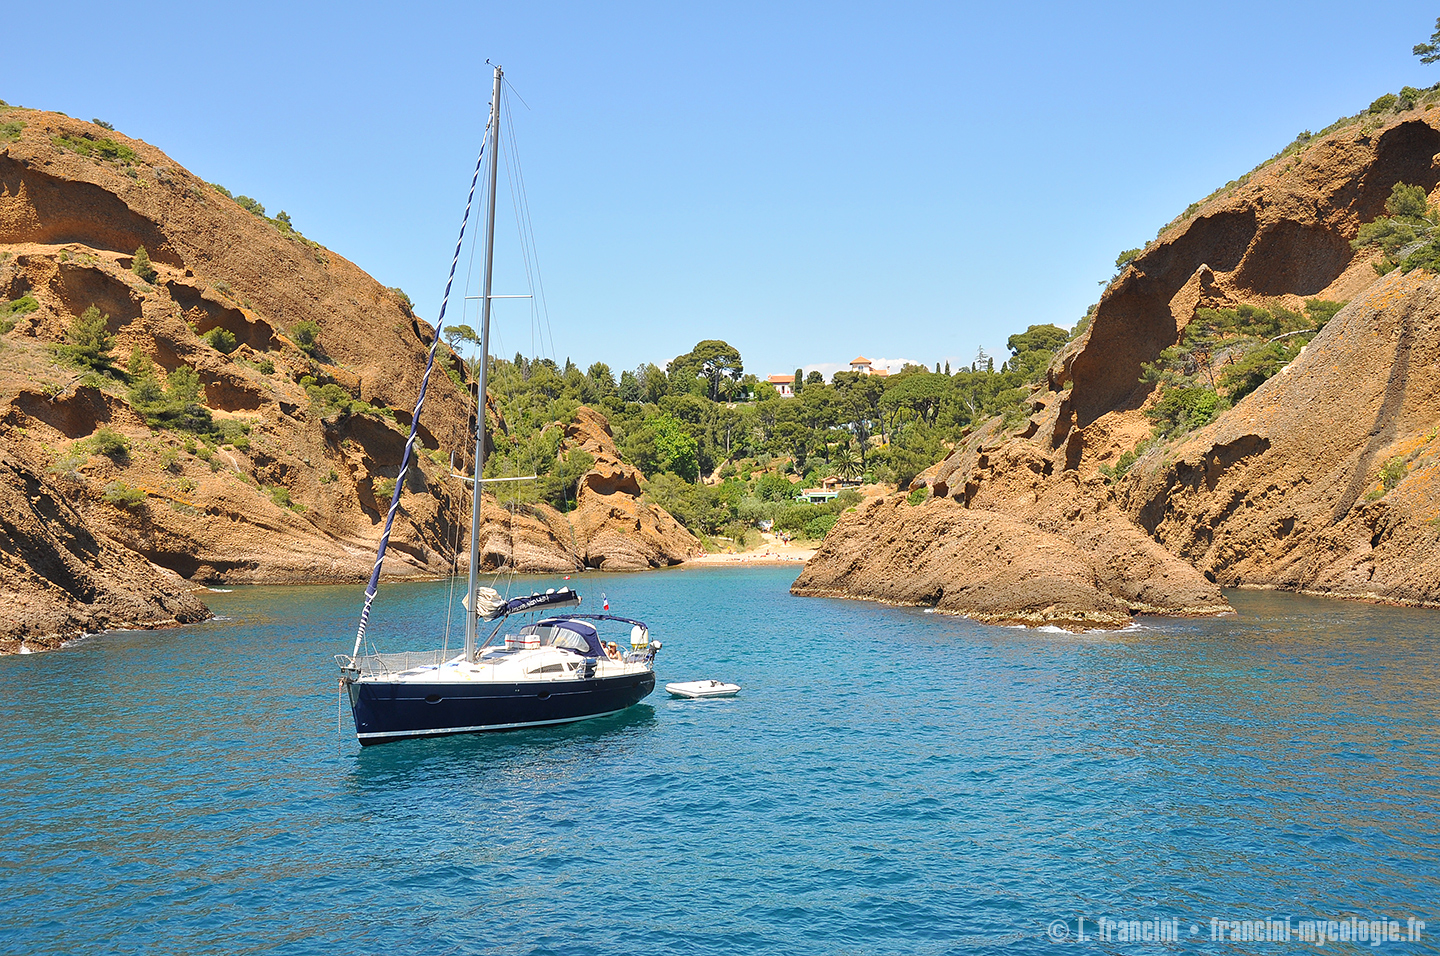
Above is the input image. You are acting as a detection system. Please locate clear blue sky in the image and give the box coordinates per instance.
[4,3,1437,379]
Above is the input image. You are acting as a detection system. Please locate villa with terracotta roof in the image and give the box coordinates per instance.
[848,356,889,377]
[763,357,891,395]
[765,374,796,398]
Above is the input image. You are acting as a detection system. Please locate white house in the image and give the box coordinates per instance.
[766,373,796,398]
[848,356,889,377]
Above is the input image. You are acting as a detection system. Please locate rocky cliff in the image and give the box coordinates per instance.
[0,444,209,652]
[0,107,695,650]
[797,108,1440,626]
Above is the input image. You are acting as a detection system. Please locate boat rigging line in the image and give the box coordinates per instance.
[352,106,491,660]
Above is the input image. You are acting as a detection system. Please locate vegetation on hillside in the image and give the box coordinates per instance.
[1116,82,1440,262]
[0,294,38,334]
[51,131,136,164]
[1099,298,1345,481]
[1352,182,1440,275]
[472,326,1070,542]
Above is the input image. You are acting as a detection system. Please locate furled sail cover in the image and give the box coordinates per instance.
[484,588,582,620]
[472,587,507,619]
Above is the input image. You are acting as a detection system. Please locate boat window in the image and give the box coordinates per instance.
[526,663,565,674]
[519,625,568,646]
[551,631,590,652]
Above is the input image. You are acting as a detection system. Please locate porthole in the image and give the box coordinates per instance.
[424,694,441,704]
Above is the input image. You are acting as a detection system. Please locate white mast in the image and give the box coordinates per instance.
[465,64,504,661]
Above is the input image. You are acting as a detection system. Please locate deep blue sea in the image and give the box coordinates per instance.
[2,566,1438,955]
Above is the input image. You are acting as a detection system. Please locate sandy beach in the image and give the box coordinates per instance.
[684,533,816,566]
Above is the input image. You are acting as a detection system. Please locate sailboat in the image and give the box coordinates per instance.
[336,65,660,745]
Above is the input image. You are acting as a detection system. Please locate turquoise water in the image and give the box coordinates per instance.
[2,566,1438,955]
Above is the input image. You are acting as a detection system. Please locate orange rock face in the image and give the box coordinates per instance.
[472,406,700,572]
[0,109,695,648]
[0,447,209,652]
[798,109,1440,626]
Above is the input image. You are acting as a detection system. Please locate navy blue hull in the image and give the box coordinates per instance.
[349,672,655,744]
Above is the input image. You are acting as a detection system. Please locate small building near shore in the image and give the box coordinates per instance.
[799,477,862,504]
[766,374,796,398]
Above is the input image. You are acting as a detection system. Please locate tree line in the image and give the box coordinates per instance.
[452,324,1072,543]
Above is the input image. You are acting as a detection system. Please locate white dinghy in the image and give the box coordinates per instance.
[666,680,740,699]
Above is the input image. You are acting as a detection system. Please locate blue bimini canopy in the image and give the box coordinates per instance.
[532,618,604,657]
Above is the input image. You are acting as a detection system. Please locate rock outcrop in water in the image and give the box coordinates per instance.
[0,445,209,652]
[0,107,696,650]
[797,110,1440,626]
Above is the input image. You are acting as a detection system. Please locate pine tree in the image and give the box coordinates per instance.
[132,245,156,283]
[1415,17,1440,64]
[59,306,115,372]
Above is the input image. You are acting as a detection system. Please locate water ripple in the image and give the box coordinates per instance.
[1,569,1437,954]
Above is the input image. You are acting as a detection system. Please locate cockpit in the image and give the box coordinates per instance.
[506,619,603,657]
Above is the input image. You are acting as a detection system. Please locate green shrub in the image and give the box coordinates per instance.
[93,119,114,131]
[1386,183,1431,220]
[804,513,838,539]
[216,419,250,450]
[103,481,146,509]
[906,486,929,505]
[291,320,322,357]
[268,486,292,508]
[234,195,265,216]
[256,358,275,375]
[373,477,397,501]
[1304,298,1346,327]
[210,183,232,198]
[1368,93,1399,114]
[754,470,796,501]
[131,245,157,283]
[773,501,828,534]
[306,382,367,417]
[1399,239,1440,274]
[1380,456,1407,493]
[0,294,39,333]
[203,327,238,354]
[541,448,595,512]
[390,288,414,314]
[0,120,23,143]
[52,133,136,163]
[1147,387,1224,438]
[652,414,698,482]
[90,427,129,460]
[56,306,115,373]
[129,364,215,435]
[1352,182,1440,273]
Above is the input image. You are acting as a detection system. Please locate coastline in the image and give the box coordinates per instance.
[683,535,816,566]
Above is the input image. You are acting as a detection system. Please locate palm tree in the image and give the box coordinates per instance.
[831,442,862,480]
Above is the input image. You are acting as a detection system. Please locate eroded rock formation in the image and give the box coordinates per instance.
[0,444,209,652]
[797,109,1440,626]
[0,108,696,650]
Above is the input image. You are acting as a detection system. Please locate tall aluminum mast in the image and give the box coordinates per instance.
[465,63,504,660]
